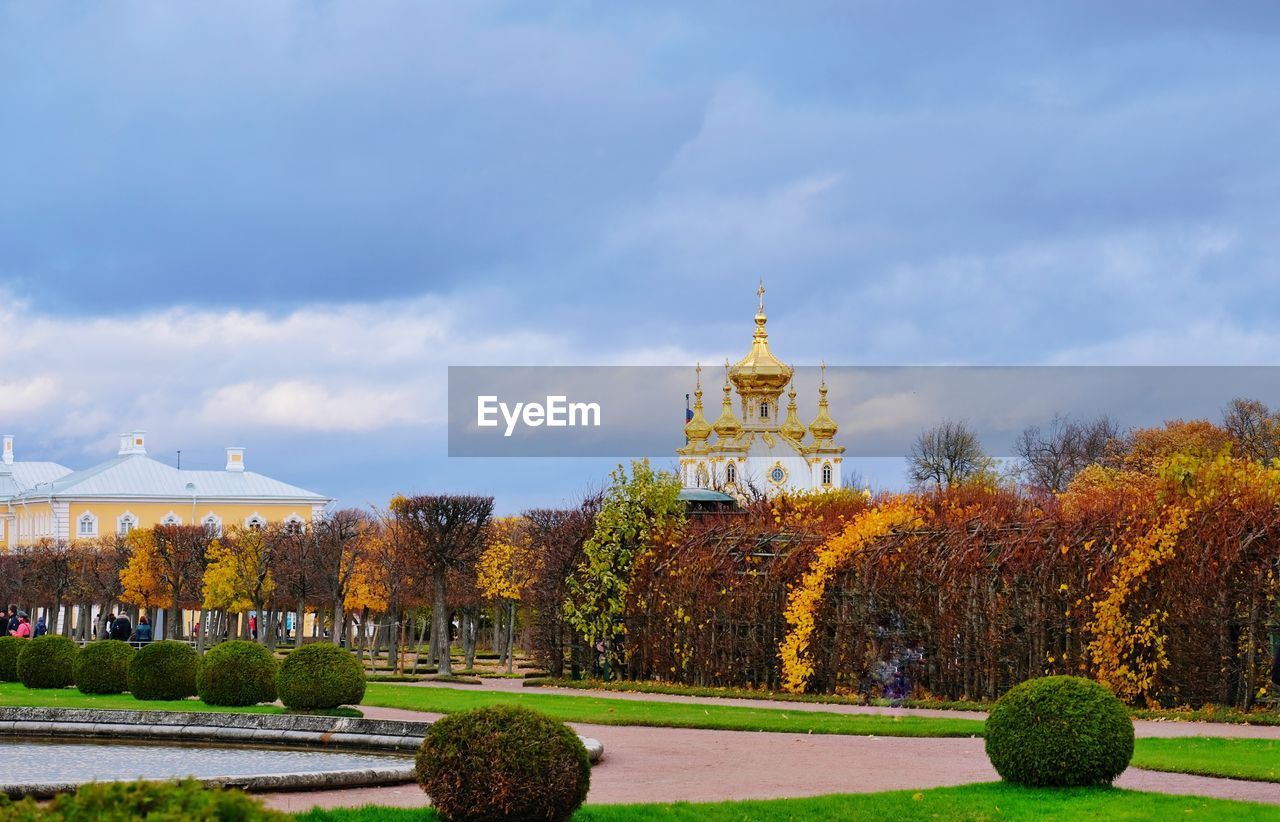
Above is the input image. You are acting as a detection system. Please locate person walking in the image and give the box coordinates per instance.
[13,614,31,638]
[33,616,47,637]
[110,612,132,642]
[4,605,17,636]
[131,615,153,647]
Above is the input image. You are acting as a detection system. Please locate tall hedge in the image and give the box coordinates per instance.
[197,641,278,706]
[985,675,1134,786]
[128,640,199,701]
[276,644,366,710]
[0,637,24,682]
[415,705,590,822]
[75,640,135,695]
[17,635,78,689]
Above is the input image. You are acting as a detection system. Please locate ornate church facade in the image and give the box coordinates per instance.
[678,287,843,497]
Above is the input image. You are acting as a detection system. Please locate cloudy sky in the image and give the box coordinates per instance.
[2,2,1278,511]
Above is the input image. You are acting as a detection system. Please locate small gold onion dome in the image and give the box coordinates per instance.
[730,282,793,395]
[809,365,839,442]
[684,364,713,442]
[712,362,743,440]
[779,381,806,442]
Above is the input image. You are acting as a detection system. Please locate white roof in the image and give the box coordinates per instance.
[0,462,74,501]
[11,453,328,503]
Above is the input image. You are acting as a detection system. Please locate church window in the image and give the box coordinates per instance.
[725,463,737,484]
[760,402,769,420]
[769,464,787,484]
[822,463,833,486]
[78,513,98,538]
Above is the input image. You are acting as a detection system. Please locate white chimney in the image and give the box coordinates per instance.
[225,447,246,472]
[2,434,12,466]
[118,431,147,456]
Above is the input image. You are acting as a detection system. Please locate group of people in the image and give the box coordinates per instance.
[0,605,46,639]
[101,610,153,646]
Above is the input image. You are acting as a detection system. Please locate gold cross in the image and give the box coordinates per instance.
[757,279,766,310]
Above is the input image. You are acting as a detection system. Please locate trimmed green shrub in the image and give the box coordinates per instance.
[0,636,24,682]
[985,675,1134,787]
[0,778,286,821]
[17,635,77,689]
[197,640,278,706]
[415,705,590,822]
[74,640,135,695]
[277,643,366,710]
[128,640,198,701]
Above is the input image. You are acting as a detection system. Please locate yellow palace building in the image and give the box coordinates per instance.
[0,430,330,548]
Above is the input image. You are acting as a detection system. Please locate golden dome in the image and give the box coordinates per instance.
[711,362,743,441]
[683,363,713,443]
[808,363,839,443]
[778,381,806,443]
[729,281,793,396]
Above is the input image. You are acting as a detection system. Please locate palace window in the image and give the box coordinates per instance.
[822,463,833,486]
[117,512,138,536]
[760,402,770,420]
[202,514,223,537]
[245,514,266,531]
[284,514,305,534]
[78,513,98,538]
[725,463,737,484]
[161,512,182,526]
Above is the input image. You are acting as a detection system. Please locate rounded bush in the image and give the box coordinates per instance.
[985,675,1134,787]
[75,640,135,695]
[197,640,278,706]
[128,640,199,701]
[277,644,366,710]
[415,705,590,822]
[17,635,78,689]
[0,636,24,681]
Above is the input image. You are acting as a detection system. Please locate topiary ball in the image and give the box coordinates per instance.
[0,636,24,682]
[277,644,366,710]
[415,705,590,822]
[985,675,1134,787]
[128,640,199,700]
[75,640,136,695]
[17,634,78,689]
[197,641,278,706]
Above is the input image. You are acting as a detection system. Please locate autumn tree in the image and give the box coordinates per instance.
[313,508,377,646]
[1222,397,1280,463]
[908,419,993,489]
[391,494,494,676]
[202,524,284,645]
[119,525,212,639]
[524,496,599,677]
[477,516,540,673]
[564,460,684,676]
[1016,414,1119,492]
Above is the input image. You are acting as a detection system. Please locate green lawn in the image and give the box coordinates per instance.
[1134,737,1280,783]
[295,783,1280,821]
[361,682,984,737]
[0,682,358,717]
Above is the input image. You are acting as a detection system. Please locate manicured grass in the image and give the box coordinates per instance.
[294,783,1280,821]
[0,682,360,717]
[360,682,984,737]
[1133,737,1280,783]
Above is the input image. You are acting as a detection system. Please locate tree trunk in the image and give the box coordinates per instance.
[433,572,452,676]
[295,606,306,649]
[331,601,344,647]
[507,600,517,674]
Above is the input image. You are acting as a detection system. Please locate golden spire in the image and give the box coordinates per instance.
[683,362,712,443]
[730,279,793,395]
[808,361,839,443]
[711,359,743,441]
[779,379,806,442]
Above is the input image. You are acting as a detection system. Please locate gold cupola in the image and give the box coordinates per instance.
[682,363,713,445]
[808,362,839,445]
[729,281,793,397]
[711,361,744,442]
[779,381,807,443]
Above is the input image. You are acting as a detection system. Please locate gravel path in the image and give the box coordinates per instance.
[260,699,1280,813]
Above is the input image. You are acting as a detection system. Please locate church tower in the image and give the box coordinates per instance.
[679,283,844,497]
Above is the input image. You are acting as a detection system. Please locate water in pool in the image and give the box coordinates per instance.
[0,740,405,786]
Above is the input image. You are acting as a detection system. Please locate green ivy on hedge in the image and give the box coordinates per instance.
[0,636,24,682]
[985,675,1134,787]
[197,640,278,706]
[276,643,366,710]
[415,705,590,822]
[75,640,135,695]
[128,640,198,701]
[17,635,78,689]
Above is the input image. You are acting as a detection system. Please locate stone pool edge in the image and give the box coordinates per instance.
[0,707,604,798]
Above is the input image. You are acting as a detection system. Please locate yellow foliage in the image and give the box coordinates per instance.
[476,516,540,602]
[119,529,168,608]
